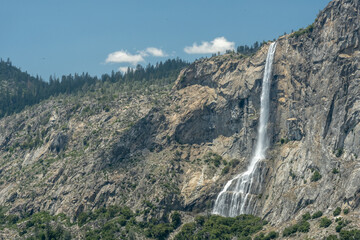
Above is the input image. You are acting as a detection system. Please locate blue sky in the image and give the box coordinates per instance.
[1,0,330,80]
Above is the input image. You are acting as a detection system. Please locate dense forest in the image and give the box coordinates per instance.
[0,58,189,118]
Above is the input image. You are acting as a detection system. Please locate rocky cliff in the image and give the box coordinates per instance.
[0,0,360,238]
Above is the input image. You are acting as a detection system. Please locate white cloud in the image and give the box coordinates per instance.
[145,47,166,57]
[184,37,235,54]
[106,51,144,65]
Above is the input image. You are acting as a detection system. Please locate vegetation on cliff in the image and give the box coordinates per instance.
[0,58,188,118]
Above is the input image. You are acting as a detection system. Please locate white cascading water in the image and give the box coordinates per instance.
[212,42,277,217]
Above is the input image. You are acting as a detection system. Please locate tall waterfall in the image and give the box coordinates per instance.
[212,42,277,217]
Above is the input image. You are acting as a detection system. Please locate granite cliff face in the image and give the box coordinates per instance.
[257,0,360,225]
[167,0,360,225]
[0,0,359,238]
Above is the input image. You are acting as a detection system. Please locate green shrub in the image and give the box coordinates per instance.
[332,168,340,174]
[340,229,360,239]
[336,219,350,233]
[203,152,223,167]
[147,223,173,240]
[320,217,332,228]
[333,207,341,216]
[6,214,19,225]
[282,219,310,237]
[267,231,279,239]
[335,149,344,157]
[171,211,181,229]
[311,171,322,182]
[194,215,205,226]
[297,220,310,232]
[312,211,323,219]
[290,24,314,38]
[336,224,343,233]
[283,224,298,237]
[175,214,266,240]
[77,212,90,226]
[28,224,71,240]
[221,165,230,175]
[175,223,196,240]
[302,212,311,221]
[230,159,240,168]
[254,231,279,240]
[343,208,349,215]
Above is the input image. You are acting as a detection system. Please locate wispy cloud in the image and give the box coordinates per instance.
[184,37,235,54]
[105,51,144,65]
[105,47,166,71]
[144,47,166,57]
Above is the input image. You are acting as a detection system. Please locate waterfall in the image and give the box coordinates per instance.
[212,42,277,217]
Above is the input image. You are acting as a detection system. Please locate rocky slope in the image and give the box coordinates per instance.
[259,0,360,225]
[0,0,360,238]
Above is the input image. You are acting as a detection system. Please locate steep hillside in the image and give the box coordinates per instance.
[0,0,360,239]
[0,58,188,119]
[0,59,49,118]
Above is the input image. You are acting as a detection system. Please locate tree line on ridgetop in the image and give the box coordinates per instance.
[0,58,188,118]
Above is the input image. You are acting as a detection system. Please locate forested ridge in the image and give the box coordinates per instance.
[0,58,188,118]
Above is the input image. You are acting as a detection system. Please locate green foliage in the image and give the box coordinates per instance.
[146,223,173,240]
[312,211,323,219]
[0,210,72,239]
[343,208,350,215]
[77,212,89,227]
[282,220,310,237]
[77,205,180,240]
[175,214,267,240]
[311,171,322,182]
[336,224,344,233]
[282,224,298,237]
[332,168,340,174]
[335,149,344,158]
[26,224,71,240]
[297,220,310,232]
[230,159,240,168]
[254,231,279,240]
[0,58,188,119]
[80,206,137,240]
[290,24,314,38]
[236,41,263,56]
[336,219,350,233]
[203,152,223,167]
[302,212,311,221]
[319,217,332,228]
[194,215,205,226]
[221,165,230,175]
[78,205,133,227]
[175,223,196,240]
[339,229,360,240]
[333,207,341,216]
[171,211,181,229]
[6,214,19,225]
